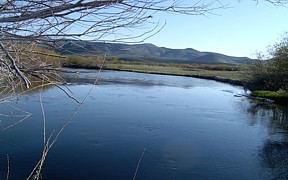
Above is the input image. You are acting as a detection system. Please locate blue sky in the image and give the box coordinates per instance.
[144,1,288,58]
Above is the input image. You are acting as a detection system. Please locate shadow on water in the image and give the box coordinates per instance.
[242,100,288,179]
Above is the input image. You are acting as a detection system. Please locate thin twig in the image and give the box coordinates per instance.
[54,84,80,103]
[6,154,10,180]
[49,54,106,149]
[0,103,32,132]
[132,148,146,180]
[40,80,46,147]
[1,115,31,132]
[31,80,48,180]
[27,54,106,180]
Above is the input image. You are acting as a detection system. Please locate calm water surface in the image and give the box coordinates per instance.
[0,70,287,179]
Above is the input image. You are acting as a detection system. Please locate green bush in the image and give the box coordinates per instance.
[247,32,288,91]
[63,56,102,68]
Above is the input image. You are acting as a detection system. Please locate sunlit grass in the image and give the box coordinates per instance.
[104,62,247,85]
[251,90,288,104]
[60,56,247,84]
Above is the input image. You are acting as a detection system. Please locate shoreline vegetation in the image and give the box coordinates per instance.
[2,43,285,104]
[61,57,287,104]
[251,90,288,104]
[63,57,246,85]
[103,62,245,86]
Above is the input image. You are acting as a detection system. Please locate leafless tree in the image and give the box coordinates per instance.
[0,0,227,94]
[0,0,286,92]
[0,1,227,178]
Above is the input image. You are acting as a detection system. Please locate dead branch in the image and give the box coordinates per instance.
[0,0,123,23]
[6,154,10,180]
[133,148,146,180]
[0,41,31,88]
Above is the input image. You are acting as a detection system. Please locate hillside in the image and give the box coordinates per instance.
[56,40,251,65]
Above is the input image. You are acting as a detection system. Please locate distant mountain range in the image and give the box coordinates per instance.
[56,41,251,65]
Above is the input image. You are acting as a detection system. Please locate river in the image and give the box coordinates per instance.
[0,70,287,179]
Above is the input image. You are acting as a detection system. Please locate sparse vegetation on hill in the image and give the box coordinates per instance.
[57,41,252,65]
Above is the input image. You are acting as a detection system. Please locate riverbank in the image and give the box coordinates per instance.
[251,91,288,104]
[104,64,288,104]
[103,62,246,86]
[63,60,288,104]
[105,67,244,85]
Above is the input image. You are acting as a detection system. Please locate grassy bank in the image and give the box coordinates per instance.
[28,52,246,85]
[251,90,288,104]
[104,61,246,86]
[93,61,288,105]
[51,55,288,104]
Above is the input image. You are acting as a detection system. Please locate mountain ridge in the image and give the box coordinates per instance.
[57,41,251,65]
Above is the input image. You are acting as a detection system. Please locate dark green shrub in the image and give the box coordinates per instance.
[247,33,288,91]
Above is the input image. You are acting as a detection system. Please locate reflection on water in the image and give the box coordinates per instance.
[243,100,288,136]
[0,70,288,179]
[260,106,288,179]
[260,140,288,180]
[62,69,216,88]
[240,99,288,179]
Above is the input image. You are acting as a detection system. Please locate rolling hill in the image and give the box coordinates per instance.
[56,40,251,65]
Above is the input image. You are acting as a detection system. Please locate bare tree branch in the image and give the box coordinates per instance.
[0,0,123,23]
[0,41,31,88]
[0,0,228,91]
